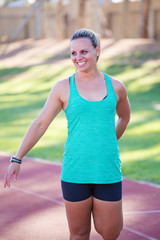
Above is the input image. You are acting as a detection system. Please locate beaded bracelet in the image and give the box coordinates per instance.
[10,156,22,164]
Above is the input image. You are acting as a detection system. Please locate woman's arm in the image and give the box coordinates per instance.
[112,78,131,140]
[15,83,63,159]
[4,81,63,187]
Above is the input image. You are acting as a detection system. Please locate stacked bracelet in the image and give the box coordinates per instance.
[10,157,22,164]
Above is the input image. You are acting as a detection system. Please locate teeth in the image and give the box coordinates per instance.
[77,62,86,66]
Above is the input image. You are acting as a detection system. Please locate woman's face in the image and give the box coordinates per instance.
[70,38,99,72]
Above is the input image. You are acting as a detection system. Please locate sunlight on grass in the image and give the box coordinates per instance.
[121,143,160,162]
[0,50,160,183]
[101,52,160,184]
[126,120,160,135]
[121,144,160,184]
[129,111,156,123]
[127,72,159,93]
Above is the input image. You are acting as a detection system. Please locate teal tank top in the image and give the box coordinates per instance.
[61,73,122,184]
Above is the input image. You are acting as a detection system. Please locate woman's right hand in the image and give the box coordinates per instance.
[4,162,20,188]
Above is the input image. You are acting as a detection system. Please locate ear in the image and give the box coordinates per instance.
[96,45,100,57]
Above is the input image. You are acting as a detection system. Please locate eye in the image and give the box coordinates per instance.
[82,50,87,54]
[71,52,76,56]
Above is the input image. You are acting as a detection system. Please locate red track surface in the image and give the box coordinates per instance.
[0,154,160,240]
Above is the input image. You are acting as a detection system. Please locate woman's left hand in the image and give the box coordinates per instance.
[4,162,21,188]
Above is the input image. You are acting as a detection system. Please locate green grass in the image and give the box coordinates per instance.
[0,51,160,184]
[100,52,160,184]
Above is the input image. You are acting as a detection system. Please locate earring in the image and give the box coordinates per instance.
[97,54,99,57]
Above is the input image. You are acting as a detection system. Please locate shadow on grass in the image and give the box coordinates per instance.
[0,50,160,185]
[0,98,65,123]
[119,130,159,152]
[103,51,160,76]
[0,66,31,83]
[122,156,160,184]
[0,43,33,59]
[27,142,65,161]
[37,45,71,65]
[0,65,73,123]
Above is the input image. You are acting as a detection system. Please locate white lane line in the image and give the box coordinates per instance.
[25,156,62,166]
[7,186,160,215]
[9,187,160,215]
[124,210,160,215]
[0,151,62,166]
[3,184,159,240]
[12,186,64,206]
[124,226,158,240]
[123,177,160,189]
[1,152,159,188]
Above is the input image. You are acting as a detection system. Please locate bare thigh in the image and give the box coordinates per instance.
[64,197,92,240]
[92,198,123,240]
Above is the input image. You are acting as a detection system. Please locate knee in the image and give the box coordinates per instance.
[70,232,90,240]
[95,223,123,240]
[103,228,122,240]
[70,227,91,240]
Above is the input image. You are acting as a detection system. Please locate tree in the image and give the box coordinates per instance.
[55,0,64,39]
[78,0,87,28]
[121,0,129,38]
[139,0,151,38]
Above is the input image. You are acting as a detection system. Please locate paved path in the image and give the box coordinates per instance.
[1,38,160,67]
[0,154,160,240]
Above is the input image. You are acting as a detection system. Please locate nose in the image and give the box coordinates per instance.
[76,53,82,60]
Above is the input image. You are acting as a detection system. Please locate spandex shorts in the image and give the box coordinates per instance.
[61,180,122,202]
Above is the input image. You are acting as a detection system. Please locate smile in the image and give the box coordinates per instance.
[77,62,86,66]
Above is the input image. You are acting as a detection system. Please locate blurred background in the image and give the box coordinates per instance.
[0,0,160,42]
[0,0,160,185]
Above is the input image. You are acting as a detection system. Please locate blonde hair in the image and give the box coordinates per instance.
[71,28,100,61]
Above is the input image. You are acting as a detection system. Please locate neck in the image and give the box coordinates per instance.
[76,68,101,82]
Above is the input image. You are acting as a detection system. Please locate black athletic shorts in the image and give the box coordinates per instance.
[61,180,122,202]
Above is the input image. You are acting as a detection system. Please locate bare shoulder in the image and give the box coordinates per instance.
[109,76,128,102]
[49,78,70,111]
[52,77,69,91]
[50,77,70,97]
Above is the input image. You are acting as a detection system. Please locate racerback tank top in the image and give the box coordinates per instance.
[61,73,122,184]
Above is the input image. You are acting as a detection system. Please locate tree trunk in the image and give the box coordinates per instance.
[56,0,64,40]
[100,0,112,38]
[121,0,129,38]
[79,0,87,28]
[36,0,43,39]
[139,0,151,38]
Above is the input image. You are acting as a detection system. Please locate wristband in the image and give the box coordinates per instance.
[10,157,22,164]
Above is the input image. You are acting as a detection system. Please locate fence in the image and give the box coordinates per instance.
[0,0,159,42]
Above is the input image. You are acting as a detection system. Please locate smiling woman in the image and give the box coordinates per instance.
[71,28,100,61]
[4,28,130,240]
[70,38,99,72]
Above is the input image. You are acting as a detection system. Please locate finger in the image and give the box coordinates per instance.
[14,172,18,182]
[9,171,15,186]
[6,173,12,188]
[4,168,13,188]
[4,178,9,188]
[4,178,7,188]
[4,174,8,188]
[6,176,10,188]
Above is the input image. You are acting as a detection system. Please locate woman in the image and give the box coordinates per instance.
[4,29,130,240]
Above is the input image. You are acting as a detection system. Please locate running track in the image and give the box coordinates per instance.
[0,154,160,240]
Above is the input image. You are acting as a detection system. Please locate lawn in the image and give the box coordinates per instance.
[0,51,160,184]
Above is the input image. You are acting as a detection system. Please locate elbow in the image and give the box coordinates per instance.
[123,110,131,126]
[126,113,131,125]
[124,115,130,127]
[128,112,131,124]
[33,118,48,132]
[38,119,46,130]
[120,114,130,128]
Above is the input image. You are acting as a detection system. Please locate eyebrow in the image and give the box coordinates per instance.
[71,49,88,52]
